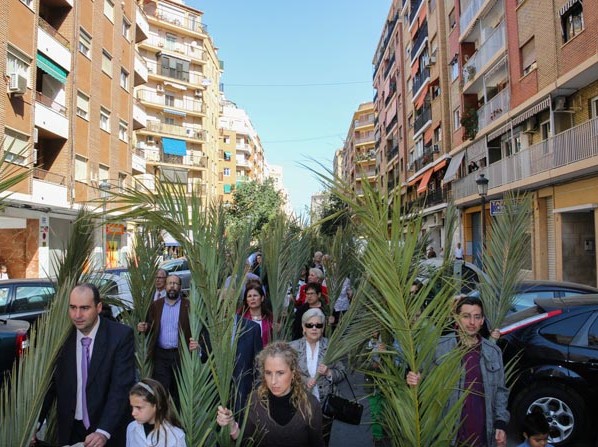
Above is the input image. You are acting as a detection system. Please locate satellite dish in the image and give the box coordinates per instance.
[201,79,212,86]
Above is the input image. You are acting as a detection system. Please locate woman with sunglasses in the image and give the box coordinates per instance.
[289,308,344,445]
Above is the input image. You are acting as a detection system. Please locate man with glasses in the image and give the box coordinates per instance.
[137,274,192,406]
[153,268,168,301]
[406,296,509,447]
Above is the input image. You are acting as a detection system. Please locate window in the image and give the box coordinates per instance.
[19,0,34,10]
[7,45,31,83]
[449,9,456,29]
[76,91,90,120]
[223,136,230,144]
[104,0,114,22]
[453,107,461,130]
[102,50,112,76]
[119,120,128,142]
[13,285,55,314]
[118,173,126,190]
[520,37,536,76]
[450,60,459,81]
[590,96,598,118]
[165,33,177,51]
[561,1,584,43]
[79,28,92,58]
[120,68,129,90]
[100,107,110,132]
[3,128,29,166]
[223,184,232,194]
[165,94,175,107]
[75,155,88,182]
[159,55,190,82]
[99,164,110,182]
[223,168,230,176]
[164,117,175,125]
[122,18,131,41]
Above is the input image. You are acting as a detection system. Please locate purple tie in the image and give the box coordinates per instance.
[81,337,92,429]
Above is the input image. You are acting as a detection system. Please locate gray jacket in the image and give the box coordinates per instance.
[435,333,510,447]
[289,337,345,401]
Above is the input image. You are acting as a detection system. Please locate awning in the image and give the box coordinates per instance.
[560,0,580,16]
[160,167,187,184]
[162,137,187,156]
[36,52,67,84]
[443,150,466,183]
[511,97,550,127]
[164,108,186,117]
[417,169,433,194]
[162,231,180,247]
[433,159,448,172]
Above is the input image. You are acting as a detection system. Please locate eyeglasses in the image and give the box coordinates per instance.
[167,281,181,286]
[304,323,324,329]
[155,275,167,279]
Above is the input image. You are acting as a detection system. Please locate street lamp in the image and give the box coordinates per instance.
[99,180,111,268]
[476,173,489,265]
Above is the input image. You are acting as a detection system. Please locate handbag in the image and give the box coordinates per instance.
[321,370,363,425]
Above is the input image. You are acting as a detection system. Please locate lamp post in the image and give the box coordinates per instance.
[99,180,111,268]
[476,173,489,265]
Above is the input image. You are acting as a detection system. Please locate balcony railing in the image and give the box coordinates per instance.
[356,149,376,162]
[411,26,428,62]
[411,145,434,172]
[387,175,397,192]
[137,89,206,114]
[452,117,598,199]
[409,0,424,24]
[477,88,510,130]
[145,60,205,85]
[383,54,396,79]
[386,116,398,135]
[463,21,505,84]
[146,121,206,141]
[143,146,206,168]
[38,17,69,49]
[460,0,486,38]
[355,115,375,127]
[149,8,208,35]
[33,167,66,185]
[355,133,374,145]
[386,145,399,162]
[412,68,430,96]
[145,36,208,61]
[413,105,432,135]
[35,91,67,116]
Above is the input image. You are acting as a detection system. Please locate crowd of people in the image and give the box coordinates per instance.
[32,249,556,447]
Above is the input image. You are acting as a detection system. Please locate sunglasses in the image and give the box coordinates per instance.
[304,323,324,329]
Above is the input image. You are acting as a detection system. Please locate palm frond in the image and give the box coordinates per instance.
[0,210,96,447]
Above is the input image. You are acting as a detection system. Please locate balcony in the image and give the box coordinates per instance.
[383,54,396,79]
[413,104,432,135]
[386,144,399,163]
[462,21,506,85]
[355,115,375,128]
[32,169,68,207]
[148,7,208,35]
[460,0,488,38]
[236,143,251,154]
[355,133,374,145]
[37,18,71,72]
[386,116,398,135]
[135,4,149,43]
[356,149,376,162]
[145,37,208,63]
[452,117,598,199]
[134,51,148,86]
[356,167,376,178]
[477,88,510,130]
[409,0,424,24]
[35,91,68,139]
[412,68,430,97]
[406,187,448,211]
[143,145,206,168]
[137,89,206,114]
[145,121,206,141]
[411,26,428,62]
[145,60,205,86]
[387,175,397,192]
[132,100,147,130]
[131,148,146,174]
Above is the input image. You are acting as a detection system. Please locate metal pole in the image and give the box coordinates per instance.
[480,195,486,265]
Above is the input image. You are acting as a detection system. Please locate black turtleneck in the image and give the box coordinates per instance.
[268,392,296,426]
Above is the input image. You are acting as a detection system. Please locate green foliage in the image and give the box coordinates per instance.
[0,210,97,447]
[318,193,351,237]
[225,178,283,238]
[460,106,478,141]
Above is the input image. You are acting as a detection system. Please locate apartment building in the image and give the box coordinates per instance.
[0,0,145,276]
[135,0,222,207]
[373,0,451,250]
[341,102,377,197]
[266,164,292,216]
[373,0,598,285]
[218,99,266,203]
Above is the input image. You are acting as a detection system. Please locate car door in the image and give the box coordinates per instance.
[568,311,598,396]
[0,285,12,319]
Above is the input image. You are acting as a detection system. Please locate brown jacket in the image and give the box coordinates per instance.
[146,296,191,357]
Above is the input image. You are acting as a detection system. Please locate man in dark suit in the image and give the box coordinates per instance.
[138,274,195,404]
[40,283,135,447]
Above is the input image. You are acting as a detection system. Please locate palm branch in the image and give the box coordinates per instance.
[478,192,532,329]
[0,210,97,447]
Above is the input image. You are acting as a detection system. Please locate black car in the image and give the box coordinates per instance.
[159,257,191,291]
[499,295,598,446]
[0,279,56,323]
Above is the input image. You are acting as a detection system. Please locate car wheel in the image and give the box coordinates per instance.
[513,384,586,446]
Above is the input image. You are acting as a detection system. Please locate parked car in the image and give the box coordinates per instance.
[498,295,598,446]
[159,257,191,291]
[419,258,487,294]
[470,279,598,313]
[0,279,56,323]
[0,318,29,377]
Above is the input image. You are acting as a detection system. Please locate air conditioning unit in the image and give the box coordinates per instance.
[433,144,440,153]
[522,117,538,134]
[194,89,202,98]
[156,83,164,92]
[429,55,437,64]
[8,73,27,96]
[554,96,568,111]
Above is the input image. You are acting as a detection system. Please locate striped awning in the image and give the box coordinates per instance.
[443,150,466,183]
[36,52,67,84]
[560,0,581,16]
[511,97,551,127]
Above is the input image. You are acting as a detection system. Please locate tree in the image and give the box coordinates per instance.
[225,178,283,238]
[319,192,350,237]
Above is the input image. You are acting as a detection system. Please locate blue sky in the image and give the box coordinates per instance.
[188,0,392,215]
